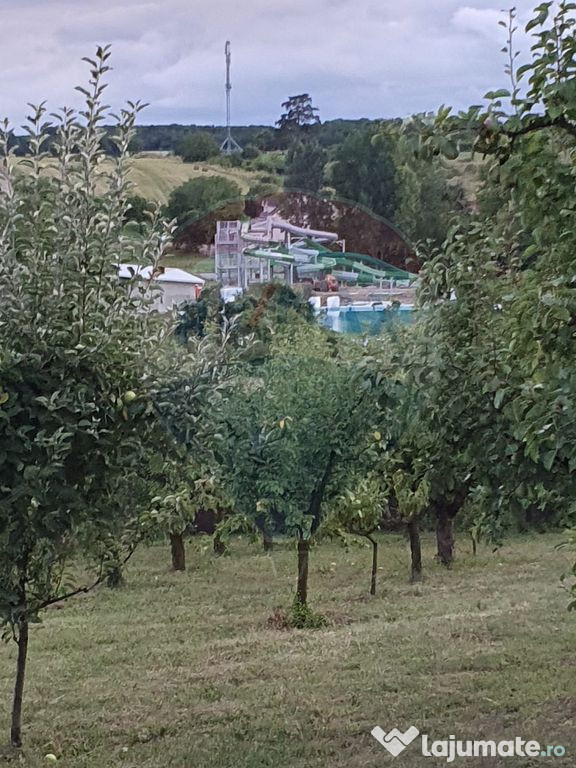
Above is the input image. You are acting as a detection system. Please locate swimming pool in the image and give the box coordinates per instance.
[318,304,415,334]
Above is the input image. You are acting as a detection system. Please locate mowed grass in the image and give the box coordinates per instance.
[122,156,260,204]
[160,252,215,275]
[0,533,574,767]
[13,155,261,205]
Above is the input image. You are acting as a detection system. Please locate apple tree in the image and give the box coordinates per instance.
[327,474,388,595]
[398,2,576,557]
[217,329,378,623]
[0,48,184,747]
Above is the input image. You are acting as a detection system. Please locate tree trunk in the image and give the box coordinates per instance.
[213,533,227,556]
[367,535,378,595]
[256,513,274,552]
[170,532,186,571]
[262,530,274,552]
[106,564,125,589]
[11,618,29,748]
[296,539,310,606]
[435,504,454,567]
[408,518,422,583]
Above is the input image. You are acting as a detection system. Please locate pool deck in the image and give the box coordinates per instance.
[313,284,417,307]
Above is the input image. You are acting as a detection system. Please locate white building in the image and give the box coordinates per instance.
[118,264,205,313]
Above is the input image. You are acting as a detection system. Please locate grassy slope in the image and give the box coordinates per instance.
[13,155,261,205]
[0,533,574,767]
[124,156,261,204]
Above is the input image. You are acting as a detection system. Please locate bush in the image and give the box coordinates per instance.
[165,176,243,226]
[247,181,280,200]
[165,176,244,248]
[253,152,286,175]
[228,152,243,168]
[242,144,260,160]
[290,599,329,629]
[176,131,219,163]
[123,194,153,225]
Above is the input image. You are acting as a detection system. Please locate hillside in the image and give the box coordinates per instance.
[11,148,481,226]
[123,155,262,204]
[11,154,265,206]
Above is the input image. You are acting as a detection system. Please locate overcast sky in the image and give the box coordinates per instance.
[0,0,536,128]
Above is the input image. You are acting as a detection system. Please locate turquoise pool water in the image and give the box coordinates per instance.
[319,305,415,335]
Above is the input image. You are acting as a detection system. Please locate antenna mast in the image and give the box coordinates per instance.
[220,41,242,155]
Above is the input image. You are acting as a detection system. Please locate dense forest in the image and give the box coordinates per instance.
[8,118,389,155]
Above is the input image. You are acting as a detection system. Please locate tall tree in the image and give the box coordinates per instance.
[284,139,326,193]
[402,2,576,557]
[276,93,320,135]
[0,49,183,747]
[330,127,397,221]
[152,325,239,571]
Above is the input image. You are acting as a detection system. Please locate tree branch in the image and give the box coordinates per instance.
[309,450,337,533]
[503,113,576,140]
[31,542,139,616]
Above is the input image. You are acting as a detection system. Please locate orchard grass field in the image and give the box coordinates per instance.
[0,533,574,767]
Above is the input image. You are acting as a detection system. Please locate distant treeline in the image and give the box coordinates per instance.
[8,118,399,155]
[130,119,398,152]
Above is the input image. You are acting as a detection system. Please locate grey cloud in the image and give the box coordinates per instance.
[0,0,526,127]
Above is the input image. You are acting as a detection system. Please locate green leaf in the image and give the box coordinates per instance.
[485,89,511,100]
[494,389,506,409]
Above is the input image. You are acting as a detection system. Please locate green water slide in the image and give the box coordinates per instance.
[320,253,416,284]
[245,239,416,285]
[246,247,337,270]
[247,249,295,266]
[294,239,416,282]
[297,239,415,277]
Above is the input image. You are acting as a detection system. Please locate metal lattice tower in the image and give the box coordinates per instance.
[220,41,242,155]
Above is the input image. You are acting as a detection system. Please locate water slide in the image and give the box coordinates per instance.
[244,247,414,284]
[324,254,415,283]
[340,251,413,276]
[246,247,295,264]
[245,247,337,269]
[277,231,416,282]
[241,232,272,245]
[270,217,339,243]
[239,217,416,285]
